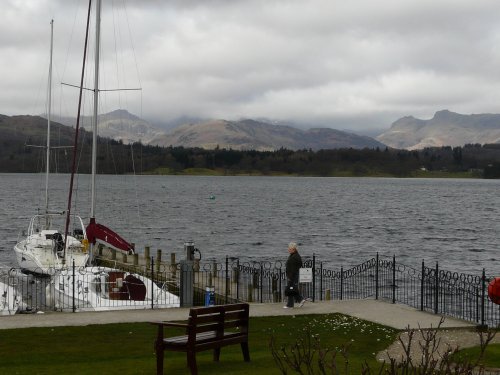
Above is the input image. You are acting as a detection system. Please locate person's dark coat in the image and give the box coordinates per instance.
[286,251,302,281]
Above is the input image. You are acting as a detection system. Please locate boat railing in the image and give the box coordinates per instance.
[26,213,87,240]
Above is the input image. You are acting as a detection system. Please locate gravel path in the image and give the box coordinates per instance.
[377,328,500,373]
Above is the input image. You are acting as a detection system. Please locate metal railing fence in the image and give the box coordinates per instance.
[1,254,499,327]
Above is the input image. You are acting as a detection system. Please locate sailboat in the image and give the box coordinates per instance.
[13,20,89,274]
[47,0,179,311]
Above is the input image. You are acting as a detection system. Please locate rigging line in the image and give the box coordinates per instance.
[118,0,143,227]
[121,0,143,88]
[130,143,142,223]
[61,82,94,91]
[112,0,122,110]
[30,38,49,117]
[72,123,88,222]
[62,82,141,92]
[59,0,88,126]
[60,0,81,92]
[98,88,142,92]
[109,138,118,175]
[129,143,136,174]
[64,0,93,262]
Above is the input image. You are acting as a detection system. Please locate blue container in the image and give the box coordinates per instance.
[205,286,215,306]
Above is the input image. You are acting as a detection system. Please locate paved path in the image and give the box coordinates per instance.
[0,299,474,330]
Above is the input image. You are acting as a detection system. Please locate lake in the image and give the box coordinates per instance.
[1,173,499,276]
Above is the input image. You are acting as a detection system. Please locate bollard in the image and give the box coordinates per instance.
[180,242,194,308]
[170,253,177,280]
[325,289,331,301]
[156,249,162,273]
[144,246,151,271]
[252,272,259,288]
[232,267,239,283]
[212,261,217,279]
[180,259,194,307]
[184,241,195,260]
[133,253,139,266]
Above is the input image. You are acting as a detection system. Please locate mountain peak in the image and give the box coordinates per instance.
[378,110,500,149]
[100,109,140,122]
[432,109,460,121]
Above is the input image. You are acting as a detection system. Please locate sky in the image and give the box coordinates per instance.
[3,0,500,133]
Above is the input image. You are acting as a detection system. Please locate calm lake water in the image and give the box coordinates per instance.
[1,173,500,276]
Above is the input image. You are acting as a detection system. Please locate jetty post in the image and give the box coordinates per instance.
[180,241,195,307]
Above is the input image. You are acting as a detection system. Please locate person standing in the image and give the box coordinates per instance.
[284,242,306,308]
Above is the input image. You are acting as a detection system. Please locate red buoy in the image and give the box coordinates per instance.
[488,277,500,305]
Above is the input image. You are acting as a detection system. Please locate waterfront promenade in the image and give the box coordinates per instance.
[0,299,474,330]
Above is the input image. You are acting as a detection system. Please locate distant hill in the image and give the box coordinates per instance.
[49,109,166,145]
[0,114,76,144]
[47,110,385,150]
[0,114,86,173]
[377,110,500,150]
[149,119,385,151]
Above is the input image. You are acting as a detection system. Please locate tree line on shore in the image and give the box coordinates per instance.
[4,135,500,178]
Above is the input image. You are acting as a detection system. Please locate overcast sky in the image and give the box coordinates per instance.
[3,0,500,132]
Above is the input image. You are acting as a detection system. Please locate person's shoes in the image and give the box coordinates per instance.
[283,305,293,309]
[298,299,307,307]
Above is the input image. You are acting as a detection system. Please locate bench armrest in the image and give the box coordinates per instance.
[150,321,188,328]
[152,321,190,345]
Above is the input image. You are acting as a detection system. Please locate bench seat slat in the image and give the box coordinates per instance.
[163,331,246,347]
[153,303,250,375]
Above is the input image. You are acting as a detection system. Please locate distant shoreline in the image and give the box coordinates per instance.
[0,169,485,179]
[144,167,484,179]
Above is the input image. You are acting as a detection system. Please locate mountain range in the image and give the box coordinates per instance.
[377,110,500,150]
[15,108,500,151]
[148,118,385,151]
[49,110,385,151]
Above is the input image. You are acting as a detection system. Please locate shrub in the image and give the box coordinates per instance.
[269,317,498,374]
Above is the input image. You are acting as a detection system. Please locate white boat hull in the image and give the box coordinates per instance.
[0,280,23,315]
[15,214,89,275]
[47,267,180,311]
[14,233,88,274]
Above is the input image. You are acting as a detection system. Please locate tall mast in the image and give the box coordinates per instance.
[45,19,54,221]
[63,0,93,264]
[91,0,101,220]
[88,0,101,263]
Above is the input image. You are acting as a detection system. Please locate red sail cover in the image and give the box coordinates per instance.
[86,218,135,254]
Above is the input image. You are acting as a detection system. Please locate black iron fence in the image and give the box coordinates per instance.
[1,254,499,328]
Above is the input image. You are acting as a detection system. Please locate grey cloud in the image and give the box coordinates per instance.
[3,0,500,132]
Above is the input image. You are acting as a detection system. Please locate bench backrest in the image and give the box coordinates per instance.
[187,303,249,341]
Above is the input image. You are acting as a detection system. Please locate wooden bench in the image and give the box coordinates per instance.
[152,303,250,375]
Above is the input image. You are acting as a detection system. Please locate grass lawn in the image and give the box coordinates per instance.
[453,343,500,369]
[0,313,397,375]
